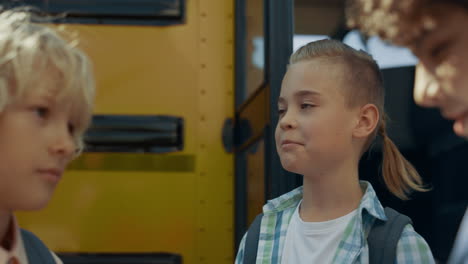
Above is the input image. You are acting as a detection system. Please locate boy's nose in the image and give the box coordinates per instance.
[49,128,76,161]
[414,63,443,108]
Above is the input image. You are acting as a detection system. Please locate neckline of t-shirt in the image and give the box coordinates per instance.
[293,200,358,234]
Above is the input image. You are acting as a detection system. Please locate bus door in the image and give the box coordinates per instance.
[233,0,298,247]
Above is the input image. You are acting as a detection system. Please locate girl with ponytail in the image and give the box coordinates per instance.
[235,39,434,263]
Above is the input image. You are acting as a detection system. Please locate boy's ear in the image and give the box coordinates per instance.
[353,104,379,138]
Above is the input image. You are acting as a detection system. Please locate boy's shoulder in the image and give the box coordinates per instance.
[20,229,62,264]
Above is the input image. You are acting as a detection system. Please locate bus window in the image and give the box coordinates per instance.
[8,0,185,25]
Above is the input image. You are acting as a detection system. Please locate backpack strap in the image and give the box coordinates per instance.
[20,229,56,264]
[367,207,413,264]
[244,213,263,264]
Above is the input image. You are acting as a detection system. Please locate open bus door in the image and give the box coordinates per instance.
[233,0,301,247]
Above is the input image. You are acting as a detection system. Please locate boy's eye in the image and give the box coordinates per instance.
[278,109,286,115]
[429,39,452,63]
[67,123,75,135]
[34,106,49,118]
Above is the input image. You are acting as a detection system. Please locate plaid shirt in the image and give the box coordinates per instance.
[235,181,434,264]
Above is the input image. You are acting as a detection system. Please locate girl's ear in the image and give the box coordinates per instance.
[353,103,379,138]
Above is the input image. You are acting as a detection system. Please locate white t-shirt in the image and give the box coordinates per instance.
[281,201,357,264]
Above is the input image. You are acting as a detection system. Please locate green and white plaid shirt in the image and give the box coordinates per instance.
[235,181,434,264]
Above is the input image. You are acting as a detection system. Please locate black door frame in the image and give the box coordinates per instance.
[234,0,295,248]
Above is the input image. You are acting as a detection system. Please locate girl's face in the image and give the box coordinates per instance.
[275,60,361,176]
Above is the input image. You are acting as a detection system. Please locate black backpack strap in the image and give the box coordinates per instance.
[244,213,263,264]
[20,229,56,264]
[367,207,413,264]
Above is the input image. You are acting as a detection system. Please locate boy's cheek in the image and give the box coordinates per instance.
[414,63,439,107]
[449,58,468,105]
[453,116,468,138]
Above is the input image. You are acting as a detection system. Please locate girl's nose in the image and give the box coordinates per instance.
[279,110,297,130]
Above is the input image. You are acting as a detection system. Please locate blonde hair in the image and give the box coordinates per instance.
[290,39,426,200]
[0,8,95,154]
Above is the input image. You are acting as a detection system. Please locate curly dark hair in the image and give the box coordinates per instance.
[346,0,468,45]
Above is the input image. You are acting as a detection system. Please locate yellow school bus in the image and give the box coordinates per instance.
[16,0,237,263]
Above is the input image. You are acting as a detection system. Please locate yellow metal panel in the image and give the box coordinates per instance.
[18,170,196,253]
[196,0,235,263]
[17,0,235,263]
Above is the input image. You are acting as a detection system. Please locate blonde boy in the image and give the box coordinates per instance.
[0,9,95,264]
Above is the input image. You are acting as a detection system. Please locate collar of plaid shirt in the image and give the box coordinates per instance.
[256,181,387,263]
[236,180,434,264]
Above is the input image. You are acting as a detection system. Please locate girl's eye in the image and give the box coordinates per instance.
[278,109,286,115]
[301,103,315,109]
[34,107,49,118]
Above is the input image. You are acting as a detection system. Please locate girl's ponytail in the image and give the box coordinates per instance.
[379,116,428,200]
